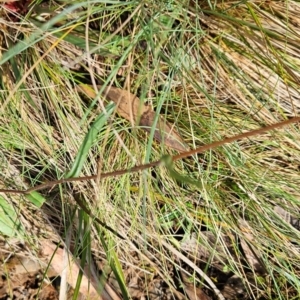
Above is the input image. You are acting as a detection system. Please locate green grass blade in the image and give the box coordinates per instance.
[0,2,93,65]
[65,102,115,178]
[0,196,23,237]
[25,191,46,208]
[72,210,87,300]
[98,232,129,300]
[162,155,203,188]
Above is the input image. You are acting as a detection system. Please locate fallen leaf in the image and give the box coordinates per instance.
[76,84,188,151]
[41,240,117,300]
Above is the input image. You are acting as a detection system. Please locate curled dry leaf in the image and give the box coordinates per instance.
[76,84,188,152]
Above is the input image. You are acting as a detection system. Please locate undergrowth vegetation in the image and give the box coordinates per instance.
[0,1,300,299]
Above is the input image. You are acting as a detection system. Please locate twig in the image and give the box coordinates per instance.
[0,116,299,195]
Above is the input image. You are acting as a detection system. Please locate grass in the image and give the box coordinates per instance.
[1,0,300,299]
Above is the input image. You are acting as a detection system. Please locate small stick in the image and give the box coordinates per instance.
[0,116,299,195]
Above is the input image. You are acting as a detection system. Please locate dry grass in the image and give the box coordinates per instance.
[1,1,300,299]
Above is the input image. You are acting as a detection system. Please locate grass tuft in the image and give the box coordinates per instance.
[1,0,300,299]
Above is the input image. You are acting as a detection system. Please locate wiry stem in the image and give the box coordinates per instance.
[1,116,299,195]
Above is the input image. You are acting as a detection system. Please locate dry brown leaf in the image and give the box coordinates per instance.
[42,240,110,300]
[76,84,188,152]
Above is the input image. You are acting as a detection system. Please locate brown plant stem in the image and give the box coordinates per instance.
[0,116,299,195]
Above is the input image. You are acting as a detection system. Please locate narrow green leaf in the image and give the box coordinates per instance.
[25,191,46,208]
[0,2,89,65]
[162,154,203,188]
[98,231,129,299]
[65,102,115,178]
[0,196,22,237]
